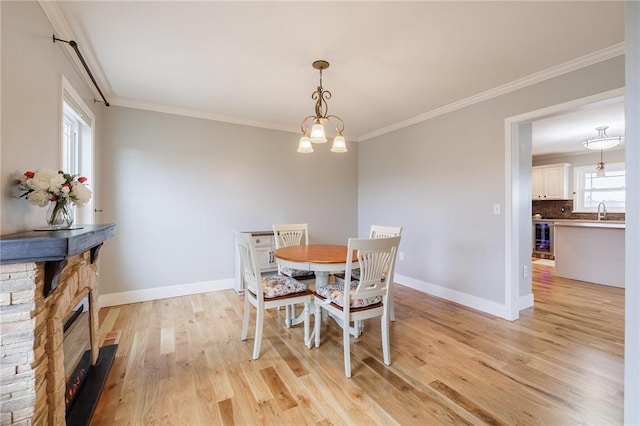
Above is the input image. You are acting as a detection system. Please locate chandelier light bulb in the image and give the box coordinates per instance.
[297,135,314,153]
[309,122,327,143]
[330,134,347,153]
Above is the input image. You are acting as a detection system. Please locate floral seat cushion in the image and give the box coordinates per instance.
[257,274,309,298]
[315,281,382,308]
[280,266,314,279]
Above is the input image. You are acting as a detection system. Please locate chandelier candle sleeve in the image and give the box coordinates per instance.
[298,60,347,153]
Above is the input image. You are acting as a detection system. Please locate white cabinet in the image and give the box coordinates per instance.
[532,163,570,200]
[234,231,278,293]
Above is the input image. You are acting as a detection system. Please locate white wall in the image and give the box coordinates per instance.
[359,56,625,310]
[1,1,100,234]
[624,1,640,423]
[99,106,358,296]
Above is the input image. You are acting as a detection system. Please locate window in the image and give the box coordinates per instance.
[573,162,625,213]
[61,77,95,224]
[62,105,80,176]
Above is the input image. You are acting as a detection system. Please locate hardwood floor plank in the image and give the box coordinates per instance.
[92,264,623,425]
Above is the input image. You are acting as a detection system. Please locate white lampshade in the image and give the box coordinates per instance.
[330,134,347,153]
[583,138,622,150]
[297,136,314,153]
[309,123,327,143]
[583,126,623,150]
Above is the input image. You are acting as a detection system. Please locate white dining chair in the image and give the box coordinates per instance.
[313,235,401,377]
[273,223,315,324]
[272,223,314,279]
[336,225,403,321]
[236,232,311,360]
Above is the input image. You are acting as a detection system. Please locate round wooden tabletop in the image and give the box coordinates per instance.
[273,244,357,264]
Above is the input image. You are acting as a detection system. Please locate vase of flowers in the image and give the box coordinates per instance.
[19,169,92,230]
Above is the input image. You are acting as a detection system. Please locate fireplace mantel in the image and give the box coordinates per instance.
[0,223,116,264]
[1,224,116,297]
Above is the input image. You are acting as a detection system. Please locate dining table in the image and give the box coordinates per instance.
[273,244,358,288]
[273,244,359,346]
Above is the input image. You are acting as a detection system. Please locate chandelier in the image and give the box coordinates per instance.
[297,60,347,153]
[582,126,623,150]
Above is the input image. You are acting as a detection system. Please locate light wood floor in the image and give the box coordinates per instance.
[92,263,624,425]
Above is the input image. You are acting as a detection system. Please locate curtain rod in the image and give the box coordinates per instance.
[53,35,110,107]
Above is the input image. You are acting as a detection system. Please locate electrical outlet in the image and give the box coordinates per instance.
[399,252,404,261]
[523,265,528,277]
[493,204,501,215]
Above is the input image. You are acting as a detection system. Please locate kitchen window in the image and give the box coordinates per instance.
[573,162,625,213]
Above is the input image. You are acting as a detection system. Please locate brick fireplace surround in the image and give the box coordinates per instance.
[1,224,115,425]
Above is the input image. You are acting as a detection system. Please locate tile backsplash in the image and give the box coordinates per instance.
[532,199,625,221]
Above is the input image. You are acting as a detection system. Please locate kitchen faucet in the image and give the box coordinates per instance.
[597,201,607,221]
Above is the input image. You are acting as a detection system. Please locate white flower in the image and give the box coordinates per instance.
[26,190,51,207]
[60,186,71,197]
[19,168,92,209]
[26,169,64,192]
[70,182,92,207]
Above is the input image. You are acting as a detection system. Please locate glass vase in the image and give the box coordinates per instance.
[46,200,74,229]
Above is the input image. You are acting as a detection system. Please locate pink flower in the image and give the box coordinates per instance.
[24,171,35,178]
[78,176,88,183]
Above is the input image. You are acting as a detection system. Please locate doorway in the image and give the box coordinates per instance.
[503,87,625,320]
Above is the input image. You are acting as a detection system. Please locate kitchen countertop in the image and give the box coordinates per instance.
[552,220,625,229]
[532,218,625,229]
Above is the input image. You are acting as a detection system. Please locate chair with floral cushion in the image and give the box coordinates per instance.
[272,224,315,279]
[273,223,315,324]
[313,235,401,377]
[336,225,402,322]
[236,232,311,359]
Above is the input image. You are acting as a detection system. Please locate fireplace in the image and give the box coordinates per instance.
[0,224,116,425]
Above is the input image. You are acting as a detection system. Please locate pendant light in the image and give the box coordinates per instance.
[583,126,623,150]
[596,150,606,177]
[298,60,347,153]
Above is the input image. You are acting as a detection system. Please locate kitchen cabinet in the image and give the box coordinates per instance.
[234,231,278,293]
[532,163,570,200]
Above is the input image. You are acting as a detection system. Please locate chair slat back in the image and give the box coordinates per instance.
[369,225,403,239]
[345,236,401,306]
[273,223,309,249]
[235,232,262,300]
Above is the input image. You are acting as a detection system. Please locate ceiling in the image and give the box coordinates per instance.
[53,1,625,151]
[532,98,625,156]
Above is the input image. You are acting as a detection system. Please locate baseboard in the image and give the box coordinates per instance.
[98,278,235,308]
[394,274,512,320]
[97,275,536,319]
[519,293,534,311]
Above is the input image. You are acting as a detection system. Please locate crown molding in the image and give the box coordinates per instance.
[359,43,626,142]
[110,97,299,134]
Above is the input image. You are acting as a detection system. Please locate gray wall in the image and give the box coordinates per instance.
[1,1,100,233]
[99,106,358,294]
[359,56,625,305]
